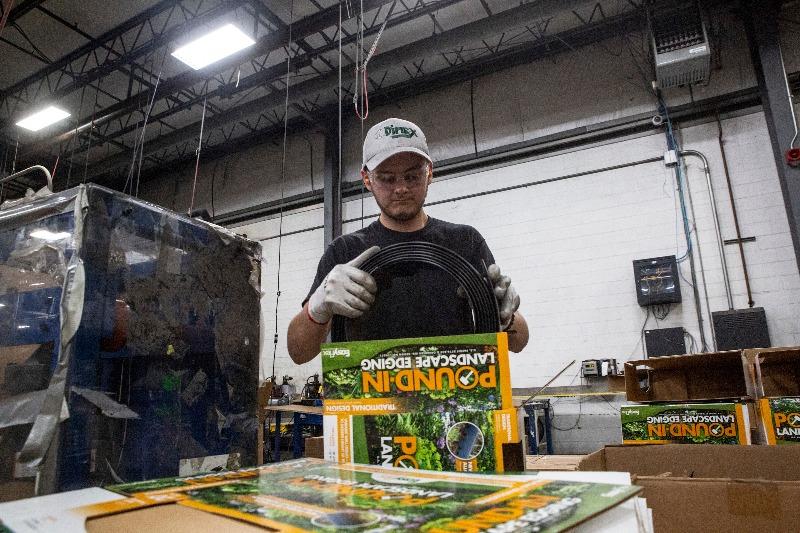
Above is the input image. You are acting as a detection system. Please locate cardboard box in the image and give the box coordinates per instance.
[745,347,800,445]
[579,444,800,533]
[624,350,751,403]
[620,402,751,445]
[321,333,524,472]
[304,436,324,458]
[747,347,800,397]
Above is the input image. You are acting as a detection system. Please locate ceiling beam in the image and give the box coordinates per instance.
[0,0,245,127]
[19,0,397,152]
[96,5,645,189]
[84,0,591,180]
[4,0,46,26]
[25,0,461,161]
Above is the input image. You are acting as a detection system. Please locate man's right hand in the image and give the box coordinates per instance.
[306,246,380,324]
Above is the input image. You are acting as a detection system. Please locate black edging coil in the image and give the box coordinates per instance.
[331,241,500,341]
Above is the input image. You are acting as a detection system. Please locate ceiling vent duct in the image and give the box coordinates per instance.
[648,0,711,88]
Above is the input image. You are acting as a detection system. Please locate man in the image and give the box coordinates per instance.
[287,118,528,364]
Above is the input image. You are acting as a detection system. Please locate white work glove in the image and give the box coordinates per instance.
[487,264,520,330]
[307,246,380,324]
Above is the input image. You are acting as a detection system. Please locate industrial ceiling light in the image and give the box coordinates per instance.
[171,24,255,70]
[16,106,71,131]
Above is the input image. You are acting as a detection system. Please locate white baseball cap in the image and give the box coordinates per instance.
[362,118,432,171]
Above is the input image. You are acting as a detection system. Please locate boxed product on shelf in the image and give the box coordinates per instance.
[620,402,751,445]
[321,332,524,472]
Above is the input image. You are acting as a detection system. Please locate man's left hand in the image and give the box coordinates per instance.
[487,264,520,330]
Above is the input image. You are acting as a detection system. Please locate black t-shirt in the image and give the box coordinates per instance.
[303,217,495,341]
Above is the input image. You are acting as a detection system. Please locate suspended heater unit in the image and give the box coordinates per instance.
[648,0,711,88]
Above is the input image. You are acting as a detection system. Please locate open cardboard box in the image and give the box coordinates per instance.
[579,444,800,532]
[624,350,752,403]
[745,347,800,445]
[746,347,800,397]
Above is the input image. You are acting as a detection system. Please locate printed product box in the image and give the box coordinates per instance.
[30,458,641,533]
[321,333,523,472]
[620,402,751,445]
[759,397,800,445]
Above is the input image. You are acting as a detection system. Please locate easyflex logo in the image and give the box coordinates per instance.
[323,347,350,358]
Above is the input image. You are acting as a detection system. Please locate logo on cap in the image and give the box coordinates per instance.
[384,125,418,139]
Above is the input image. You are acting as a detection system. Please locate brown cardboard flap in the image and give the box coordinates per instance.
[624,350,750,402]
[579,449,606,471]
[747,347,800,397]
[578,444,800,480]
[87,503,272,533]
[633,477,797,533]
[304,436,324,459]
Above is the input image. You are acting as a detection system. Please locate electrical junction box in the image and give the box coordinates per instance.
[712,307,771,351]
[633,255,682,306]
[582,360,600,378]
[645,327,687,357]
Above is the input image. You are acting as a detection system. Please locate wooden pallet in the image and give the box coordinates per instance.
[525,454,586,471]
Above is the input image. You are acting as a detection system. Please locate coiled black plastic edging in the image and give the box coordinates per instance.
[331,241,500,341]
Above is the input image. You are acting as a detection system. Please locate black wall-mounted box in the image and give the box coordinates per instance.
[645,327,687,357]
[633,255,682,306]
[713,307,771,350]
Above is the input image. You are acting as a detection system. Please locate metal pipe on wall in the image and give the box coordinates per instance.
[680,149,734,310]
[716,114,755,307]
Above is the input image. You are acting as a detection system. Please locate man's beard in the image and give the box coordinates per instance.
[375,196,423,222]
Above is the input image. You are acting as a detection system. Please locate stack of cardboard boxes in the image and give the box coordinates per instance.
[619,346,800,446]
[620,350,754,445]
[579,346,800,531]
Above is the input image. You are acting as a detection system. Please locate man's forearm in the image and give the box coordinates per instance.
[287,303,332,364]
[507,311,529,353]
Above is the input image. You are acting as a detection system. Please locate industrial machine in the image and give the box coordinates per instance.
[0,183,261,495]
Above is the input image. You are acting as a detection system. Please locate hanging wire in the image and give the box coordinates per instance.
[124,49,167,196]
[188,95,208,216]
[358,1,365,227]
[0,138,18,201]
[83,78,102,183]
[339,0,345,230]
[266,0,295,460]
[66,85,88,188]
[135,49,168,197]
[352,2,389,121]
